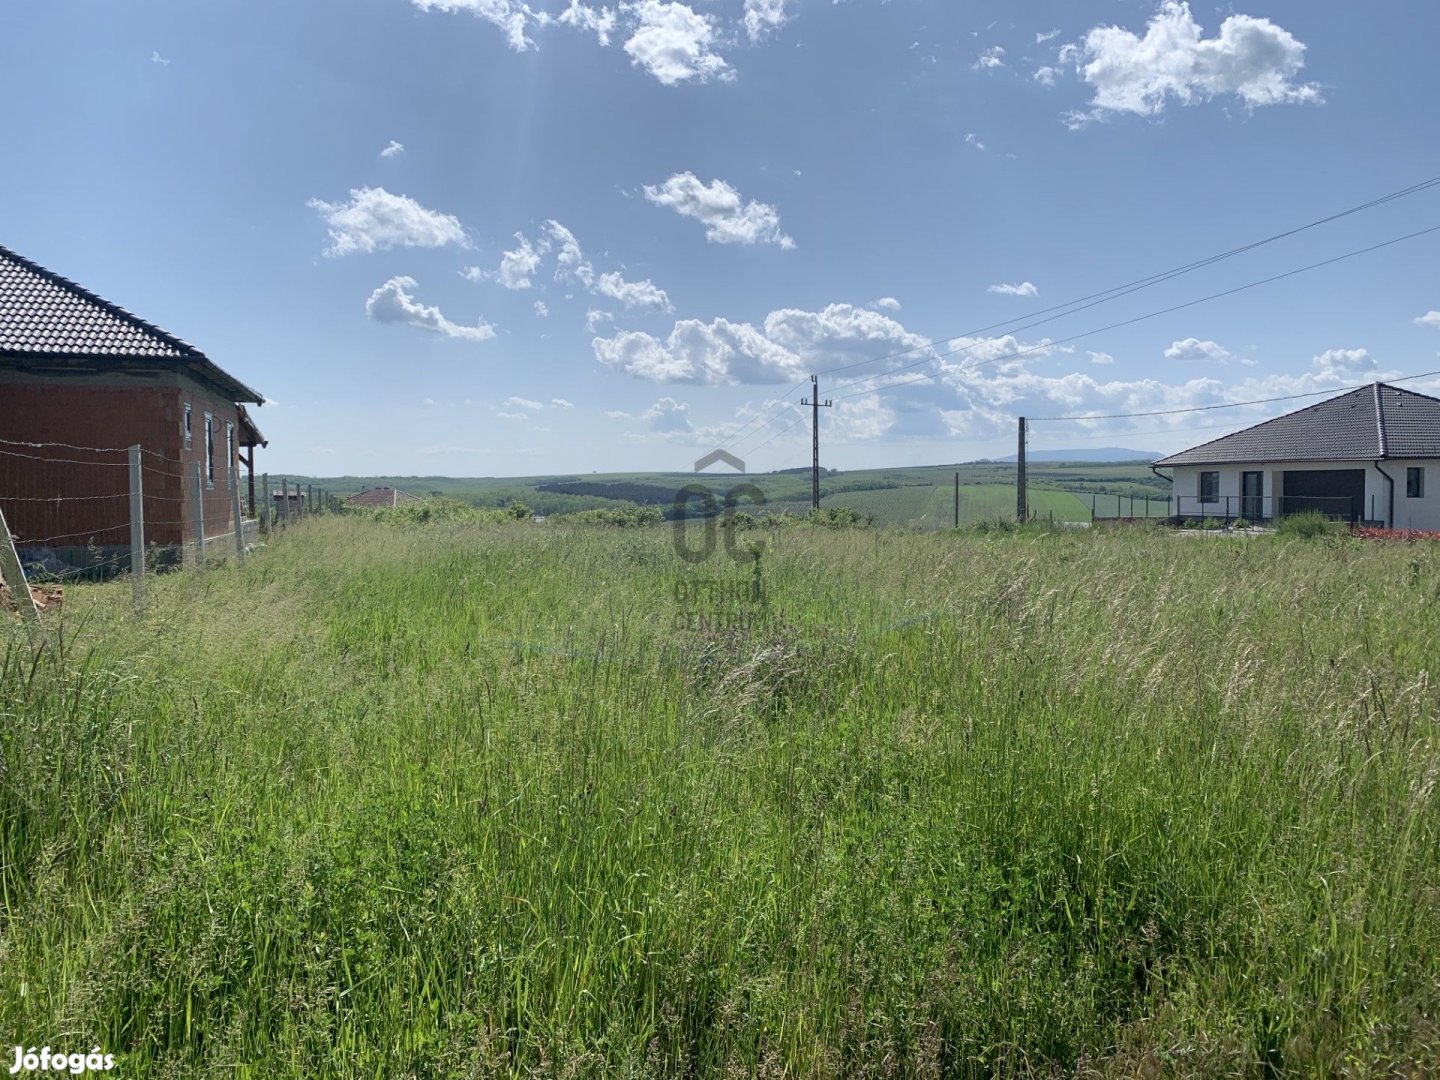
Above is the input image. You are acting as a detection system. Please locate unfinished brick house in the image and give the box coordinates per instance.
[0,243,266,564]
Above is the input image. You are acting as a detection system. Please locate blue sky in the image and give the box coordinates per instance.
[5,0,1440,476]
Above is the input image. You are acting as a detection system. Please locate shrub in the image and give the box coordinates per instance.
[1277,509,1343,539]
[561,504,665,527]
[804,505,873,528]
[344,496,509,526]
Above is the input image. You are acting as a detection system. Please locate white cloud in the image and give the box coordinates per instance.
[586,308,614,332]
[380,140,405,158]
[594,270,671,310]
[467,218,669,312]
[594,318,804,384]
[973,45,1006,70]
[964,133,986,151]
[151,50,170,66]
[1310,348,1377,379]
[642,397,694,433]
[557,0,617,44]
[547,220,595,287]
[1036,29,1061,44]
[422,397,437,407]
[873,297,902,311]
[365,276,497,342]
[1034,65,1060,86]
[743,0,790,43]
[643,172,794,248]
[410,0,540,51]
[495,233,550,289]
[505,396,544,410]
[988,281,1038,298]
[551,398,574,408]
[594,301,1408,453]
[764,303,934,368]
[1068,1,1321,123]
[497,410,531,421]
[621,1,731,86]
[595,303,941,387]
[834,395,896,440]
[1164,337,1231,362]
[308,187,466,257]
[534,300,549,317]
[1413,311,1440,328]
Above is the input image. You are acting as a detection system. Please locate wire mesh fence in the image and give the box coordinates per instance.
[0,438,335,618]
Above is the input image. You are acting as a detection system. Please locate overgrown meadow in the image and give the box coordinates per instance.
[3,517,1439,1077]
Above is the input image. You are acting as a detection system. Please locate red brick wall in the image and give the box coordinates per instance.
[0,378,243,550]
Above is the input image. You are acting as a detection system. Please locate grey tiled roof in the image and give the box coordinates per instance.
[0,243,262,402]
[1154,383,1440,466]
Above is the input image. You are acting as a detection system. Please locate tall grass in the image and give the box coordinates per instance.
[2,519,1439,1077]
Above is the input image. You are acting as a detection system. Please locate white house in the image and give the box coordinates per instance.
[1154,382,1440,530]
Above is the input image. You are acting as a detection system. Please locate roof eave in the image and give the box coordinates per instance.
[1,350,263,404]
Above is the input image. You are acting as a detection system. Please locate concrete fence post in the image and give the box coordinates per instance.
[260,473,270,535]
[192,462,206,569]
[128,445,145,613]
[231,464,246,566]
[281,478,290,526]
[0,504,40,625]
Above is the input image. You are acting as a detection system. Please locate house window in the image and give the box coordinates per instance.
[1199,471,1219,504]
[1408,467,1425,499]
[183,402,193,450]
[225,421,235,488]
[204,412,215,488]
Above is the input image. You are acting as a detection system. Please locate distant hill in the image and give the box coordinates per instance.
[994,448,1160,463]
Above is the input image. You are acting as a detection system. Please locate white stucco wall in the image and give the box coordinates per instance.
[1167,460,1440,529]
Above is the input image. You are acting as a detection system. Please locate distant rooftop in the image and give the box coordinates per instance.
[346,486,422,508]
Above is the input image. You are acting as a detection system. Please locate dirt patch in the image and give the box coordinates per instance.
[0,581,63,616]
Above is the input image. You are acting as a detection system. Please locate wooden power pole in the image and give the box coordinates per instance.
[1016,416,1029,522]
[800,375,833,510]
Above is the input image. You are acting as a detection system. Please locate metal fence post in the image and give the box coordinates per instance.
[191,462,206,568]
[128,445,145,612]
[231,465,246,565]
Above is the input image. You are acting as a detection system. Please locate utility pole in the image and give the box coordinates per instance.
[1016,416,1029,522]
[800,375,832,510]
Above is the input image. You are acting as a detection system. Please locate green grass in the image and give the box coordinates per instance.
[3,519,1439,1076]
[280,460,1169,522]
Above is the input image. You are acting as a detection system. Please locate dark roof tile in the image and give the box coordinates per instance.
[0,243,263,403]
[1154,383,1440,466]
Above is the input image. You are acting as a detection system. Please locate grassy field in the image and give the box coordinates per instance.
[281,460,1170,527]
[4,518,1439,1076]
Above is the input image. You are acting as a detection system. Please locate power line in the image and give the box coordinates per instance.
[1029,367,1440,422]
[823,222,1440,404]
[718,174,1440,452]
